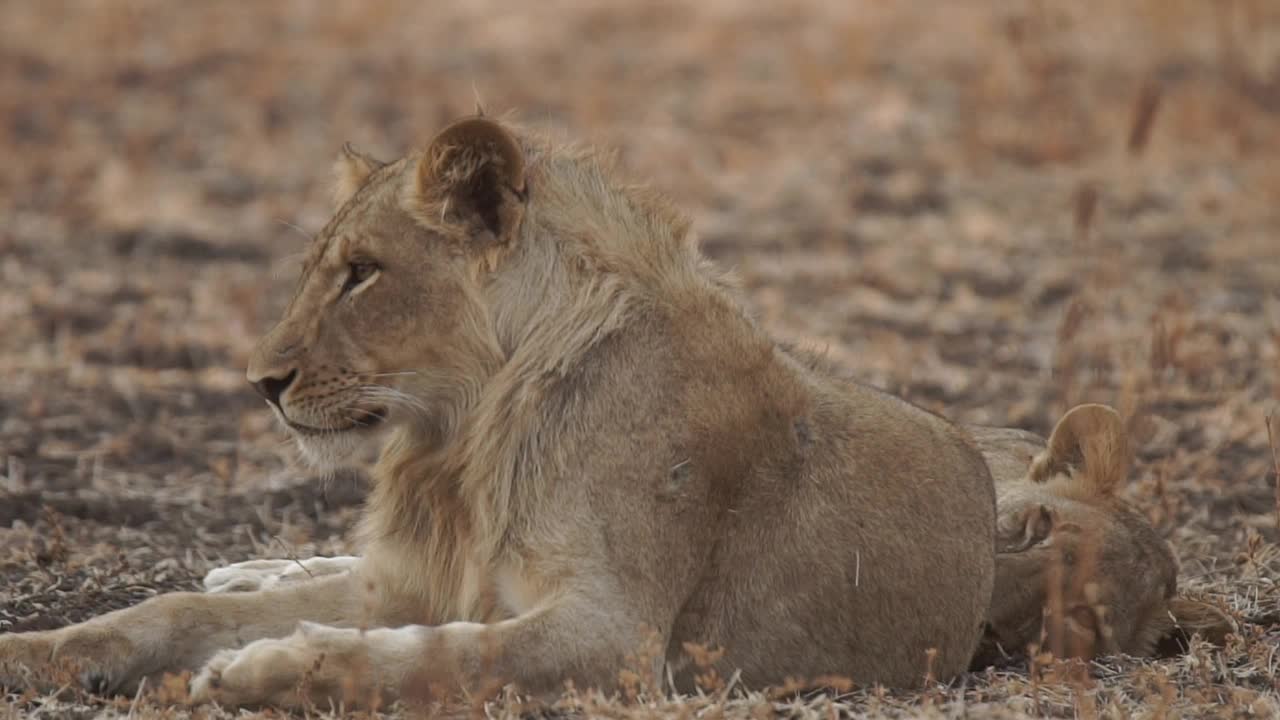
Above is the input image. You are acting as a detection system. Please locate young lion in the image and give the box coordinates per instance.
[966,404,1234,665]
[204,405,1238,671]
[0,116,996,708]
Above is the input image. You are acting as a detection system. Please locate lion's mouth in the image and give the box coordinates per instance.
[282,407,388,436]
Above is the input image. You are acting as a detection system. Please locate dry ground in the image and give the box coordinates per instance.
[1,1,1279,717]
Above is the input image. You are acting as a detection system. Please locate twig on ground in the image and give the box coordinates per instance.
[1266,413,1279,532]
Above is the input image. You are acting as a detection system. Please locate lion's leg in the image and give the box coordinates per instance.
[189,587,661,709]
[203,556,361,593]
[0,569,379,696]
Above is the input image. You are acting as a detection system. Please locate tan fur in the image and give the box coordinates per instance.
[965,405,1235,665]
[332,142,385,207]
[205,400,1240,670]
[0,116,996,708]
[1028,403,1130,496]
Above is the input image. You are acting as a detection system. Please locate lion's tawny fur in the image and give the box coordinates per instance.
[0,117,999,706]
[965,405,1234,663]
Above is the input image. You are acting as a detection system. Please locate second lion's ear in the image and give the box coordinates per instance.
[1030,403,1129,497]
[408,116,526,247]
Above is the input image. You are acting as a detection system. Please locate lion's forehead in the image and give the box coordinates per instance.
[315,158,410,245]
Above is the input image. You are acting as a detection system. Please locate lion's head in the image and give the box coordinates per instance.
[981,404,1234,661]
[246,117,527,468]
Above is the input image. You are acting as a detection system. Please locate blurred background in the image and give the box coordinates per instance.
[0,0,1278,713]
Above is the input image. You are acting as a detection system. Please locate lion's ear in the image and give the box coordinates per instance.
[410,116,526,247]
[1029,403,1129,497]
[332,143,385,208]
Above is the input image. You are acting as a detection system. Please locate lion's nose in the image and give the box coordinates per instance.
[251,369,298,408]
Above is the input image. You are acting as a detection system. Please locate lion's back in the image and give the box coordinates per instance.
[668,357,996,688]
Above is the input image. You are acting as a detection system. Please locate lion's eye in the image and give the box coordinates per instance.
[342,261,379,294]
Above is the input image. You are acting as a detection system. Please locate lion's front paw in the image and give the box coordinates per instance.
[189,635,304,707]
[189,623,405,709]
[203,556,359,594]
[54,626,142,696]
[0,627,140,696]
[0,631,56,691]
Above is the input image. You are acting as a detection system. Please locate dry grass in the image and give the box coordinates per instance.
[1,1,1278,717]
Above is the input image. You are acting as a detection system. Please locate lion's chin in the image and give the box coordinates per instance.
[271,405,392,471]
[294,435,350,470]
[290,423,388,472]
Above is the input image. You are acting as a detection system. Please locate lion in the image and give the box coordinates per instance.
[0,115,997,708]
[204,403,1240,670]
[964,403,1235,666]
[202,403,1239,672]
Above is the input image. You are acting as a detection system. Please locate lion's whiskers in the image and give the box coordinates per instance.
[355,384,430,418]
[275,219,315,243]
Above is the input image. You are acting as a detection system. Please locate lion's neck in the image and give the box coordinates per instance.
[356,237,639,603]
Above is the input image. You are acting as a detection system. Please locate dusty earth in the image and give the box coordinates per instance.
[2,1,1279,718]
